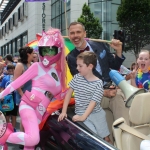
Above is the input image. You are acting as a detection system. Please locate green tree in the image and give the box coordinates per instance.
[117,0,150,58]
[77,3,102,39]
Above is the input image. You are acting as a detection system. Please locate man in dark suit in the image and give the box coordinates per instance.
[66,22,130,124]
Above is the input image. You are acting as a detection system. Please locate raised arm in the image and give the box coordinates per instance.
[0,63,39,98]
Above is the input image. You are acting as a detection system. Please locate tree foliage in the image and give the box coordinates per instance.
[77,3,102,39]
[117,0,150,58]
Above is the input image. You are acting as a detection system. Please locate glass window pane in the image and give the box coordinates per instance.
[112,0,121,4]
[89,2,102,23]
[4,46,6,56]
[62,13,65,30]
[1,47,3,56]
[5,45,8,54]
[17,38,21,52]
[89,0,101,3]
[51,4,56,19]
[51,19,55,28]
[55,17,60,29]
[112,4,119,23]
[23,35,27,46]
[67,10,70,28]
[51,0,55,4]
[56,1,60,16]
[13,41,15,55]
[66,0,70,10]
[9,43,11,54]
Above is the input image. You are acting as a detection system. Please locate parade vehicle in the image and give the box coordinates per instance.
[36,106,117,150]
[36,70,150,150]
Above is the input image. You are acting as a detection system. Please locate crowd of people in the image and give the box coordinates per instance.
[0,22,149,150]
[0,51,39,149]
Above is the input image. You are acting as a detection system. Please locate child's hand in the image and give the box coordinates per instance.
[58,112,67,122]
[72,115,86,122]
[130,64,138,79]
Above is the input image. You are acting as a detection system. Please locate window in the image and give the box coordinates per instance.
[51,0,70,32]
[23,35,27,46]
[17,38,21,53]
[9,43,11,54]
[13,40,16,55]
[51,4,56,19]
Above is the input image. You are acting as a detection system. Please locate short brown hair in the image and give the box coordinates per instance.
[7,64,15,70]
[68,22,85,31]
[77,51,97,68]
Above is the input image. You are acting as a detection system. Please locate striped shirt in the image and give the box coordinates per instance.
[69,74,104,115]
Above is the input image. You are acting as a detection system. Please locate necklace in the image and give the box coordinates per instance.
[137,66,150,89]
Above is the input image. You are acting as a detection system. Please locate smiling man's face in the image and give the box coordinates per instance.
[68,24,86,49]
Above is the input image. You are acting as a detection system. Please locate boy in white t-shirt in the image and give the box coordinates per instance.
[58,51,112,144]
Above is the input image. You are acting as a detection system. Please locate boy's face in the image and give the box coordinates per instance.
[7,69,14,75]
[76,58,93,76]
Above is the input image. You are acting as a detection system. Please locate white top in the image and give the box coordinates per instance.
[69,74,104,115]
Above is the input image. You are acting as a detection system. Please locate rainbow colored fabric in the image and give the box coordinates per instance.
[64,38,75,85]
[27,40,38,53]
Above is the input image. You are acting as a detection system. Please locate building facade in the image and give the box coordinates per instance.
[0,0,51,56]
[51,0,136,67]
[0,0,135,67]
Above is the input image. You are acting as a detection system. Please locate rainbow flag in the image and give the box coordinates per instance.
[64,38,75,85]
[27,40,38,53]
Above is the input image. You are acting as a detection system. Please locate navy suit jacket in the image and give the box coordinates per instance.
[67,41,125,82]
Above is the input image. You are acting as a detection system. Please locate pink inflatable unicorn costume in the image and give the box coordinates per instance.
[0,28,67,150]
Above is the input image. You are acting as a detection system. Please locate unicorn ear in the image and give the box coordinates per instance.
[36,33,42,41]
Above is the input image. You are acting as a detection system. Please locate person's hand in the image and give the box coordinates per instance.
[125,74,131,81]
[58,112,67,122]
[104,85,117,98]
[72,115,86,122]
[109,39,122,57]
[130,65,138,79]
